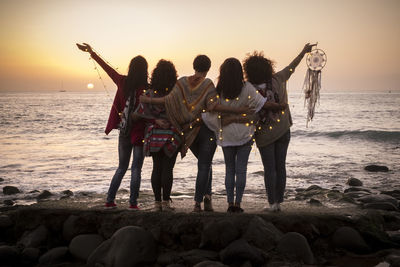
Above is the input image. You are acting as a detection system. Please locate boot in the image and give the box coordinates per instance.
[203,195,214,212]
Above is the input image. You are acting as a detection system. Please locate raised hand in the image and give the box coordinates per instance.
[302,43,317,54]
[76,43,93,53]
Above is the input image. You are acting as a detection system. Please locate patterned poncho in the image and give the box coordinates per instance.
[164,76,217,156]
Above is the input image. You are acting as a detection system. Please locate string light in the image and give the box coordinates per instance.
[277,119,280,122]
[269,126,273,130]
[210,138,214,141]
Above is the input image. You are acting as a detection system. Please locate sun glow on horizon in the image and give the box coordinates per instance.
[87,83,94,89]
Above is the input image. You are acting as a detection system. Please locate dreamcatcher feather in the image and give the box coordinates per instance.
[303,48,327,127]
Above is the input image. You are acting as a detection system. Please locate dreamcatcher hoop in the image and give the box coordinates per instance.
[303,47,327,127]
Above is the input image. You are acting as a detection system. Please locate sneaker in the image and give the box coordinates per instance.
[154,201,162,211]
[276,203,281,212]
[105,202,117,209]
[129,204,140,210]
[162,200,175,212]
[204,195,214,212]
[193,202,202,212]
[262,203,275,212]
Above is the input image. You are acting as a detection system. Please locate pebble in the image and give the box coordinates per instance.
[364,165,389,172]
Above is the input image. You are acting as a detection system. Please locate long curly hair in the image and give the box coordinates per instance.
[123,55,149,98]
[150,59,177,96]
[216,58,244,100]
[243,51,275,85]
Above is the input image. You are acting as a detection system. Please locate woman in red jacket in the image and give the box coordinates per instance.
[77,43,148,209]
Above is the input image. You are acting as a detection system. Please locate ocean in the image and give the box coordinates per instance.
[0,91,399,205]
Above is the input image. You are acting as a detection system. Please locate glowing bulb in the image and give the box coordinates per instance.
[87,83,94,89]
[189,125,193,129]
[154,90,157,94]
[218,115,221,119]
[282,111,285,115]
[191,106,195,110]
[277,119,280,122]
[183,100,186,103]
[219,137,223,140]
[225,98,229,102]
[196,118,200,122]
[236,97,239,101]
[210,138,213,141]
[166,88,169,91]
[248,95,251,99]
[252,138,256,142]
[143,90,146,93]
[210,99,214,102]
[269,126,273,130]
[202,109,206,112]
[181,132,184,135]
[245,123,250,127]
[258,126,261,130]
[289,68,293,72]
[250,120,254,124]
[219,129,223,132]
[216,95,220,99]
[142,140,145,143]
[242,114,247,117]
[171,137,174,141]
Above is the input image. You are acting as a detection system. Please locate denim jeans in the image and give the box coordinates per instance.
[258,129,290,204]
[151,150,178,202]
[222,140,253,204]
[190,124,217,203]
[106,134,144,205]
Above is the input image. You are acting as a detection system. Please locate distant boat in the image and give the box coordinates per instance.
[59,90,67,92]
[59,81,66,92]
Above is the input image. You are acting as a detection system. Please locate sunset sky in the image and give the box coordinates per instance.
[0,0,399,92]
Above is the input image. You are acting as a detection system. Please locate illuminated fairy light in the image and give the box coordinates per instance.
[242,114,247,117]
[269,126,273,130]
[248,95,251,99]
[236,97,239,101]
[277,119,280,122]
[196,118,200,122]
[210,138,214,141]
[202,109,206,113]
[225,99,230,102]
[282,111,285,115]
[216,95,220,99]
[218,115,221,119]
[219,129,223,132]
[245,123,250,127]
[258,126,262,130]
[189,125,193,129]
[165,88,169,92]
[171,137,175,141]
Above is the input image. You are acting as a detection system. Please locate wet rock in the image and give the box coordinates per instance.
[364,165,389,172]
[220,239,264,266]
[62,190,74,197]
[347,178,363,186]
[21,247,40,262]
[344,187,371,193]
[363,202,398,211]
[296,185,329,199]
[277,232,314,264]
[309,198,322,206]
[381,190,400,200]
[386,253,400,267]
[87,226,157,267]
[0,245,19,262]
[3,186,20,195]
[386,231,400,244]
[19,224,49,248]
[69,234,104,261]
[332,226,370,254]
[179,249,219,266]
[0,178,4,182]
[38,246,69,265]
[63,214,96,241]
[358,194,399,207]
[327,190,344,200]
[157,251,180,266]
[0,215,13,228]
[306,185,323,191]
[344,191,370,199]
[194,261,228,267]
[200,219,240,250]
[3,199,14,206]
[37,190,52,200]
[243,216,283,251]
[339,195,358,204]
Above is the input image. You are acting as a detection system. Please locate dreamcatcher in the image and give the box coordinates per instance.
[303,47,327,127]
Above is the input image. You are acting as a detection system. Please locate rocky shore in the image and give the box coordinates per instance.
[1,165,400,266]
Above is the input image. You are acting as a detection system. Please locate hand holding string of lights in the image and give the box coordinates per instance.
[76,43,94,54]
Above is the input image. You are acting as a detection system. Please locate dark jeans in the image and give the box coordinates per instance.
[222,140,253,204]
[190,124,217,203]
[151,150,178,202]
[106,134,144,205]
[258,129,290,204]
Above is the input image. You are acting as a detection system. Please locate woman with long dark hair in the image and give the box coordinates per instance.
[137,60,180,211]
[77,43,148,210]
[243,43,315,212]
[202,58,284,212]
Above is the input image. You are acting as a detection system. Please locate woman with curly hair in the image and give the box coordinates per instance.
[243,43,315,212]
[76,43,148,210]
[137,60,180,211]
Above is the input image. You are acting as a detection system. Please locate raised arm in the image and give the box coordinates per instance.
[76,43,121,84]
[287,43,316,71]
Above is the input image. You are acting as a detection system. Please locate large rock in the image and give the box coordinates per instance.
[346,178,363,186]
[200,219,240,250]
[358,194,399,207]
[38,246,69,265]
[364,165,389,172]
[179,249,219,266]
[18,224,49,248]
[63,214,96,241]
[0,245,19,262]
[69,234,104,261]
[37,190,53,200]
[0,215,13,228]
[194,261,228,267]
[87,226,157,267]
[21,247,40,262]
[276,232,314,264]
[363,202,398,211]
[220,239,264,266]
[332,226,370,254]
[157,251,180,266]
[243,216,283,251]
[3,186,20,195]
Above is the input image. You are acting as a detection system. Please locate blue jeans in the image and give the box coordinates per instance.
[258,129,290,204]
[222,140,253,204]
[106,134,144,205]
[190,124,217,203]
